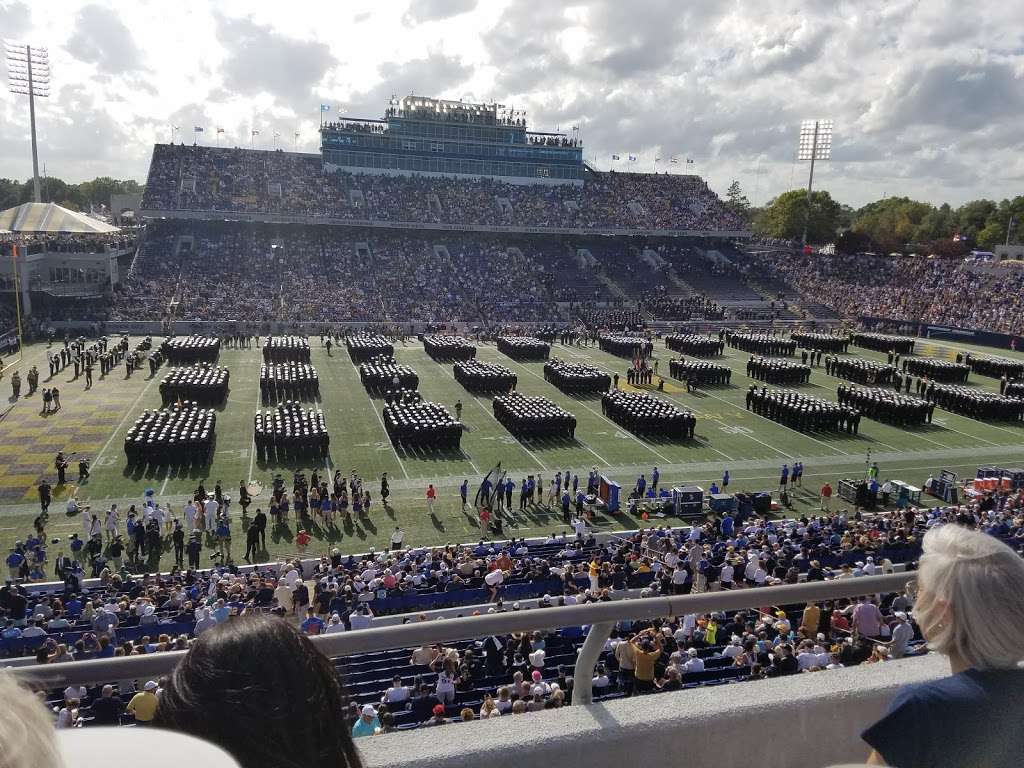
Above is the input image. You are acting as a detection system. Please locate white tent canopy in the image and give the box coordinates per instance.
[0,202,120,234]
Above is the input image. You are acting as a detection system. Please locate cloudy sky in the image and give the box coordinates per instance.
[1,0,1022,207]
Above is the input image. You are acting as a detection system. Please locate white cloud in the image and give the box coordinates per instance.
[0,0,1020,208]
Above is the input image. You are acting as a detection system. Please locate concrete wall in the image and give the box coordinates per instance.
[358,654,949,768]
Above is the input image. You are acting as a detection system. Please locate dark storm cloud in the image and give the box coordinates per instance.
[403,0,477,26]
[215,13,336,106]
[65,4,147,74]
[868,59,1024,132]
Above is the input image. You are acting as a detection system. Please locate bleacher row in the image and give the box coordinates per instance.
[1,531,931,660]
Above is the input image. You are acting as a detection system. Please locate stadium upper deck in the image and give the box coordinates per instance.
[139,145,747,236]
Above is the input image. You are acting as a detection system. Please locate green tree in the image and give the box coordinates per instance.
[724,179,751,221]
[976,221,1005,250]
[0,178,22,210]
[851,197,934,253]
[955,199,997,241]
[753,189,843,243]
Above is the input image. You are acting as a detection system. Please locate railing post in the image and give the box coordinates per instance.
[571,621,615,706]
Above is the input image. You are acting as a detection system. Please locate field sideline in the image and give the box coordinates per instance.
[1,332,1023,568]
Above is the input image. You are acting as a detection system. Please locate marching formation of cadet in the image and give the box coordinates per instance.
[601,390,696,439]
[966,354,1024,380]
[747,386,861,433]
[260,362,319,403]
[668,358,731,386]
[836,384,932,426]
[903,357,970,383]
[925,384,1024,422]
[665,334,725,357]
[123,402,217,467]
[262,335,311,364]
[746,355,811,384]
[851,332,915,354]
[161,364,231,406]
[727,331,797,357]
[824,355,895,386]
[543,358,610,394]
[255,402,330,460]
[791,332,850,353]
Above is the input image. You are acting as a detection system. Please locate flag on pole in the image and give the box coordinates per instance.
[628,154,637,162]
[252,129,260,136]
[216,127,225,134]
[686,158,694,164]
[320,104,330,113]
[655,156,662,162]
[670,156,679,164]
[273,131,281,138]
[611,154,620,160]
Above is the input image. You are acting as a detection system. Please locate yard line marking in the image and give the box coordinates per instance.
[578,439,610,466]
[933,418,1004,446]
[496,353,674,465]
[366,394,410,479]
[92,370,162,469]
[654,389,765,462]
[696,386,851,456]
[248,357,262,482]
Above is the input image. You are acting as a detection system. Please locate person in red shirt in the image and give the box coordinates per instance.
[295,529,311,551]
[479,506,491,536]
[426,484,437,516]
[820,482,833,512]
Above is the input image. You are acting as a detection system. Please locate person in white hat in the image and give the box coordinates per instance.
[126,681,159,725]
[351,705,379,738]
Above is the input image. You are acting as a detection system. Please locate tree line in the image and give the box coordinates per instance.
[723,180,1022,254]
[0,176,144,214]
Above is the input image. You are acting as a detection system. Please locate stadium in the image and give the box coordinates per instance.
[1,7,1024,768]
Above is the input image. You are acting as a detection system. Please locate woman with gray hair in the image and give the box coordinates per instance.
[862,524,1024,767]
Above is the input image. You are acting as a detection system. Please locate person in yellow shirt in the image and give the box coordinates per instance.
[705,617,719,646]
[629,628,664,694]
[799,601,821,637]
[126,680,159,724]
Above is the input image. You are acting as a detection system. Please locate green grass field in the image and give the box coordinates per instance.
[2,332,1023,570]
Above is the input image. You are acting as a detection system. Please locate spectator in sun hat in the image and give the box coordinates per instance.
[351,704,379,738]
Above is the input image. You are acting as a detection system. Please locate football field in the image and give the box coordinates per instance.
[1,332,1023,569]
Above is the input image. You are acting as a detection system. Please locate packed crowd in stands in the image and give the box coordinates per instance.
[141,145,745,232]
[0,233,137,258]
[737,250,1024,336]
[4,491,1023,741]
[108,223,564,324]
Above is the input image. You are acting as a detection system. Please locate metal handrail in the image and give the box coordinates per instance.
[6,573,911,703]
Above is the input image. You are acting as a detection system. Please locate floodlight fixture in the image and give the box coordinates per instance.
[795,119,834,246]
[5,41,51,203]
[797,119,832,161]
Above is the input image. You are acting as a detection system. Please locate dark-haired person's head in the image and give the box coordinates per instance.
[156,615,362,768]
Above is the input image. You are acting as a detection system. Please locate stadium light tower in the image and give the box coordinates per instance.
[796,119,832,246]
[4,42,50,203]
